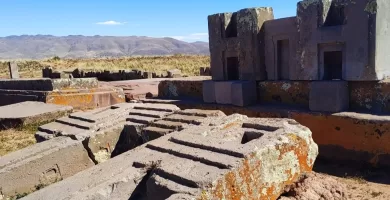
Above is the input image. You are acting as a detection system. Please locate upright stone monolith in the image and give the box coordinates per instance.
[8,62,19,79]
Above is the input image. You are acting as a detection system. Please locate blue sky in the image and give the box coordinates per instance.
[0,0,298,42]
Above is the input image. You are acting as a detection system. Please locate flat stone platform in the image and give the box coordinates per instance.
[0,101,73,130]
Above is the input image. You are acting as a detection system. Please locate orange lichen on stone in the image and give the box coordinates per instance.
[291,112,390,165]
[203,132,314,200]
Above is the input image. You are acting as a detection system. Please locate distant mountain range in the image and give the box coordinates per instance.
[0,35,210,59]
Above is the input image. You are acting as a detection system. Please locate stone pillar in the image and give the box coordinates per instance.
[8,62,20,79]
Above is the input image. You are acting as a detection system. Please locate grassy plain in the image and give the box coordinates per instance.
[0,55,210,78]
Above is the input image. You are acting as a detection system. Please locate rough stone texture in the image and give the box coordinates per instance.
[114,109,226,156]
[158,77,210,100]
[208,7,274,81]
[279,172,346,200]
[152,99,390,167]
[349,80,390,113]
[0,101,73,130]
[22,114,318,200]
[258,81,310,109]
[45,87,125,110]
[155,79,390,114]
[214,81,233,105]
[231,81,257,107]
[202,80,216,103]
[309,81,349,112]
[264,17,298,80]
[0,78,124,109]
[296,0,390,81]
[0,137,94,199]
[0,78,55,91]
[0,103,182,199]
[0,78,98,91]
[43,67,179,81]
[8,62,19,79]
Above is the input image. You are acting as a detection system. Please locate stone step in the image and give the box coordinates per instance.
[34,131,54,142]
[146,140,239,169]
[150,120,184,130]
[69,107,110,122]
[143,126,174,141]
[55,117,95,130]
[163,114,204,125]
[133,104,179,112]
[177,109,225,117]
[126,115,159,125]
[38,122,87,136]
[129,110,171,118]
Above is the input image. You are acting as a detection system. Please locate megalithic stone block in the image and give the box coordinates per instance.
[231,81,257,107]
[215,81,234,104]
[202,80,216,103]
[309,81,349,112]
[23,115,318,200]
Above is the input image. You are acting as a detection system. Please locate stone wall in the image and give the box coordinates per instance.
[42,67,182,81]
[158,79,390,114]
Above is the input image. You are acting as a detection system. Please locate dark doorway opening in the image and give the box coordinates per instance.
[226,57,239,80]
[225,13,237,38]
[323,51,342,80]
[324,3,345,26]
[277,39,290,80]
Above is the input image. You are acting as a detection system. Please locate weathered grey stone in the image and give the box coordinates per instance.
[168,69,182,78]
[22,115,318,200]
[0,137,94,199]
[264,17,298,80]
[0,101,73,130]
[231,81,257,107]
[202,80,216,103]
[309,81,349,112]
[295,0,390,81]
[0,78,98,91]
[214,81,233,104]
[8,62,19,79]
[208,8,274,81]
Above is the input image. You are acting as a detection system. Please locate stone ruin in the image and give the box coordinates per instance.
[0,77,125,110]
[1,0,390,199]
[0,102,319,200]
[204,0,390,111]
[42,67,183,81]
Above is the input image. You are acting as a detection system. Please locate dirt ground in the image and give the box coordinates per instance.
[313,159,390,200]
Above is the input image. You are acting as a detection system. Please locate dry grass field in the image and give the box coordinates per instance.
[0,125,38,156]
[0,54,210,78]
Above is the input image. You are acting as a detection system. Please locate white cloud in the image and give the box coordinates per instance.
[170,33,208,42]
[96,21,127,25]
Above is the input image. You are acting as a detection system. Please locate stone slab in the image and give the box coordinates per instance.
[0,137,94,199]
[231,81,257,107]
[22,114,318,200]
[309,81,349,112]
[0,102,73,130]
[202,80,216,103]
[0,78,98,91]
[214,81,234,105]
